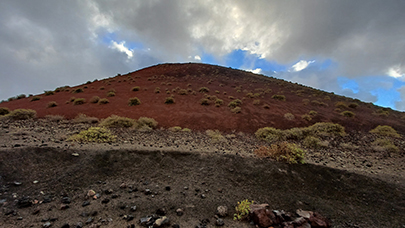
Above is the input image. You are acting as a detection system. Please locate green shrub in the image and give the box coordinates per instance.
[106,91,116,97]
[340,111,355,118]
[253,99,261,105]
[182,128,192,132]
[137,117,158,129]
[128,97,141,106]
[311,100,328,107]
[7,109,37,120]
[73,98,86,105]
[199,87,210,93]
[369,125,401,138]
[155,87,161,93]
[47,101,58,108]
[72,113,99,123]
[90,96,100,104]
[55,86,70,92]
[31,96,41,101]
[228,99,242,108]
[215,99,223,107]
[284,113,295,120]
[303,136,321,148]
[301,114,312,121]
[233,199,254,221]
[72,88,84,93]
[309,110,318,117]
[178,89,188,95]
[200,98,210,105]
[372,138,399,153]
[165,96,175,104]
[254,142,305,164]
[99,115,135,128]
[0,107,10,116]
[373,109,389,117]
[335,101,348,109]
[99,86,105,90]
[169,126,182,132]
[206,129,226,143]
[98,98,109,105]
[44,90,55,96]
[231,107,241,113]
[308,122,346,137]
[272,94,286,101]
[255,127,286,142]
[68,127,116,143]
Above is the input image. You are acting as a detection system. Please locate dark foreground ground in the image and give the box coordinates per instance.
[0,147,404,228]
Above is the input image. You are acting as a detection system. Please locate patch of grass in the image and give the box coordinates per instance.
[228,99,242,108]
[340,111,355,118]
[155,87,161,93]
[128,97,141,106]
[178,89,188,95]
[72,88,84,94]
[231,107,241,113]
[67,127,117,143]
[272,94,286,101]
[106,91,116,97]
[169,126,182,132]
[31,96,41,101]
[301,114,312,121]
[254,142,305,164]
[335,101,348,109]
[47,101,58,108]
[284,113,295,121]
[98,98,109,105]
[199,87,210,93]
[44,91,55,96]
[369,125,401,138]
[90,96,100,104]
[45,115,65,122]
[206,129,226,143]
[137,117,158,130]
[214,99,223,107]
[309,110,318,117]
[7,109,37,120]
[233,199,253,221]
[72,114,99,123]
[99,115,135,128]
[165,96,175,104]
[0,107,10,116]
[348,102,359,108]
[253,99,261,105]
[73,98,86,105]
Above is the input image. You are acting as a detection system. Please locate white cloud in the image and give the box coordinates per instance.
[110,41,133,59]
[387,66,404,78]
[291,60,315,72]
[194,55,201,61]
[246,68,262,74]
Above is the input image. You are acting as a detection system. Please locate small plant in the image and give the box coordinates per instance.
[44,90,55,96]
[47,101,58,108]
[128,97,141,106]
[284,113,295,120]
[45,115,65,122]
[99,86,105,90]
[309,110,318,117]
[200,98,210,105]
[233,199,254,221]
[90,96,100,104]
[72,114,99,123]
[182,128,192,132]
[372,138,399,153]
[301,114,312,121]
[106,91,116,97]
[165,96,175,104]
[214,99,223,107]
[369,125,401,138]
[99,115,135,128]
[348,102,359,108]
[169,126,182,132]
[262,104,270,109]
[178,89,188,95]
[373,109,389,117]
[206,129,226,143]
[73,98,86,105]
[72,88,84,94]
[31,96,41,101]
[231,107,241,113]
[199,87,210,93]
[55,86,70,92]
[0,107,10,116]
[254,142,305,164]
[155,87,161,93]
[303,136,321,148]
[335,101,348,109]
[98,98,109,105]
[272,94,286,101]
[137,117,158,129]
[67,127,117,143]
[253,99,261,105]
[228,99,242,108]
[340,111,355,118]
[255,127,286,142]
[7,109,37,120]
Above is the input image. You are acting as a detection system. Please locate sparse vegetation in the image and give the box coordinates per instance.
[301,114,312,121]
[44,90,55,96]
[137,117,158,130]
[0,107,10,116]
[31,96,41,101]
[200,98,210,106]
[373,108,389,117]
[165,96,175,104]
[72,88,84,94]
[302,136,329,148]
[128,97,141,106]
[155,87,161,93]
[55,86,70,92]
[309,110,318,117]
[106,91,116,97]
[348,102,359,108]
[253,99,260,105]
[47,101,58,108]
[340,111,355,118]
[254,142,305,164]
[68,127,117,143]
[371,138,399,153]
[206,129,226,143]
[99,115,135,128]
[199,87,210,93]
[284,113,295,120]
[335,101,348,109]
[228,99,242,108]
[169,126,182,132]
[7,109,37,120]
[272,94,286,101]
[98,98,109,105]
[90,96,100,104]
[369,125,401,138]
[73,98,86,105]
[99,86,105,90]
[72,114,99,123]
[262,104,270,109]
[231,107,241,113]
[178,89,188,95]
[214,99,223,107]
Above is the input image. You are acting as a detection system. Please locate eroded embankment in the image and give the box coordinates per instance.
[0,147,404,227]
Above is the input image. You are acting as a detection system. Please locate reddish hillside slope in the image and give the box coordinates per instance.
[2,63,405,133]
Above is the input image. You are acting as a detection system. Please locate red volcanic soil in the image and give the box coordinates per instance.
[2,63,405,134]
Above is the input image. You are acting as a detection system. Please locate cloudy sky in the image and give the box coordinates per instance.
[1,1,405,111]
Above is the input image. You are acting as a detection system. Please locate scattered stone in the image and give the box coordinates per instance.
[14,181,22,186]
[309,212,331,228]
[165,186,171,191]
[71,153,79,157]
[61,223,70,228]
[61,197,71,204]
[4,209,15,215]
[172,224,180,228]
[156,208,166,216]
[130,206,137,212]
[60,204,70,210]
[250,204,276,228]
[216,206,228,217]
[87,190,96,198]
[111,194,119,199]
[33,180,39,184]
[123,214,134,221]
[85,217,93,224]
[200,194,206,199]
[101,198,110,204]
[82,201,90,207]
[296,209,311,219]
[176,208,184,216]
[17,196,32,208]
[215,218,224,226]
[17,217,23,220]
[154,216,169,227]
[43,221,52,228]
[104,189,113,195]
[120,183,127,188]
[75,222,83,228]
[145,189,152,195]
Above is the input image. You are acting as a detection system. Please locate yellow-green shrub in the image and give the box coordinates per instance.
[369,125,401,138]
[0,107,10,116]
[128,97,141,106]
[7,109,37,120]
[68,127,116,143]
[254,142,305,164]
[73,98,85,105]
[234,199,254,221]
[99,115,135,128]
[228,99,242,108]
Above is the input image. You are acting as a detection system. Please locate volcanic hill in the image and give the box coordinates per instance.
[2,62,405,134]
